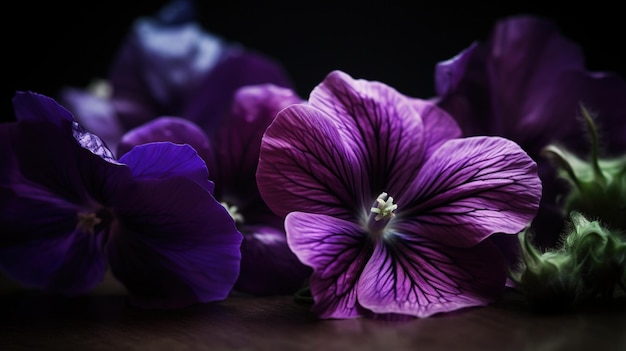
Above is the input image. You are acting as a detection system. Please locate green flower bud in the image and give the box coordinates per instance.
[541,105,626,232]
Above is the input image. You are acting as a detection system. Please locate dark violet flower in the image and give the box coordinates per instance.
[256,70,542,318]
[0,91,243,308]
[59,0,293,155]
[433,15,626,249]
[116,84,312,295]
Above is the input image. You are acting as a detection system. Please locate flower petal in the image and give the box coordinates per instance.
[117,116,213,166]
[210,84,301,209]
[119,142,214,193]
[12,91,74,127]
[357,235,506,317]
[401,136,541,247]
[59,85,123,154]
[257,104,365,219]
[235,224,311,295]
[307,70,427,197]
[408,98,462,157]
[285,212,371,319]
[107,176,242,308]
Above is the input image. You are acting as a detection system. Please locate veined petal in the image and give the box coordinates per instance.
[108,176,242,308]
[401,136,541,247]
[210,84,301,204]
[308,70,426,196]
[286,212,372,319]
[235,224,311,295]
[257,104,365,219]
[357,235,506,317]
[119,142,214,193]
[408,98,462,157]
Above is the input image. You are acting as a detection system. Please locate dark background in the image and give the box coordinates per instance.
[4,2,626,123]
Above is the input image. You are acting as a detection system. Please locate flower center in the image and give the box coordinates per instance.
[76,212,102,234]
[221,202,244,224]
[367,192,397,237]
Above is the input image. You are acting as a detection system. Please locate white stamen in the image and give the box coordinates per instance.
[76,212,102,234]
[221,202,244,223]
[370,192,397,221]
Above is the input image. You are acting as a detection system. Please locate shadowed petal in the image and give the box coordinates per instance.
[210,84,301,206]
[12,91,74,127]
[235,224,311,295]
[119,142,214,193]
[286,212,372,319]
[108,176,242,308]
[358,235,506,317]
[308,70,426,197]
[257,104,365,219]
[408,98,462,157]
[401,136,541,247]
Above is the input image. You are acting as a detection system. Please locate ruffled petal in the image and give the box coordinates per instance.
[307,70,427,197]
[257,104,365,219]
[12,91,74,127]
[235,224,311,295]
[119,142,214,193]
[401,136,541,247]
[210,84,301,209]
[58,85,123,154]
[117,116,213,167]
[285,212,371,319]
[357,235,506,317]
[107,176,242,309]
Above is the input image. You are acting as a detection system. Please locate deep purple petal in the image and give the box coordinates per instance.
[12,91,74,127]
[307,70,427,197]
[185,50,294,132]
[357,235,506,317]
[119,142,214,193]
[117,116,213,166]
[210,84,302,210]
[400,136,541,247]
[408,98,462,157]
[257,104,365,219]
[58,86,123,155]
[235,224,311,295]
[107,177,242,309]
[285,212,371,319]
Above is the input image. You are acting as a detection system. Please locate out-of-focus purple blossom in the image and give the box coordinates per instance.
[117,84,312,295]
[433,15,626,249]
[256,70,542,319]
[59,0,293,155]
[0,91,243,309]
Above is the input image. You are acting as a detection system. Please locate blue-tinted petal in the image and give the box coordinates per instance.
[235,224,311,295]
[119,142,214,193]
[257,104,365,220]
[108,177,242,308]
[12,91,74,127]
[285,212,371,319]
[400,136,541,247]
[358,235,506,317]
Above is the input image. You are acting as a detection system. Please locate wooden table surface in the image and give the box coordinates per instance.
[1,272,625,351]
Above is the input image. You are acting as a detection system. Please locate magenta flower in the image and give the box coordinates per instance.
[256,70,542,318]
[59,0,292,155]
[433,15,626,248]
[0,91,243,308]
[116,84,312,295]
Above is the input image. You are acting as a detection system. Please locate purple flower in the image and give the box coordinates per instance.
[116,84,312,295]
[0,91,243,308]
[59,0,292,155]
[433,15,626,248]
[256,70,542,318]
